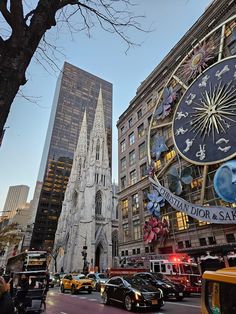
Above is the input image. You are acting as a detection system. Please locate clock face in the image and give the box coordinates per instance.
[147,14,236,209]
[173,57,236,165]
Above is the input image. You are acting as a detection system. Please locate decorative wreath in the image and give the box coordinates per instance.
[143,217,169,244]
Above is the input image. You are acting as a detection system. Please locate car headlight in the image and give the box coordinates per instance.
[100,286,105,295]
[158,288,164,298]
[133,289,142,300]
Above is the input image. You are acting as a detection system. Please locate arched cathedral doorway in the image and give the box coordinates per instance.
[95,243,107,272]
[95,245,101,271]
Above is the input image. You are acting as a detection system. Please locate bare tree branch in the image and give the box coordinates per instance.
[0,0,12,28]
[24,9,36,23]
[0,0,148,135]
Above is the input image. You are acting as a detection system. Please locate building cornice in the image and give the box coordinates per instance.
[117,0,235,126]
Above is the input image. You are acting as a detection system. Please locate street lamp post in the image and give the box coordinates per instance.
[80,234,88,275]
[82,245,88,275]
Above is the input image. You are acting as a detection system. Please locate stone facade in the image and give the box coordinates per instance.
[30,63,112,251]
[117,0,236,264]
[53,88,114,273]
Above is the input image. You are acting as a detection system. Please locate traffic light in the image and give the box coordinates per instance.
[82,246,87,260]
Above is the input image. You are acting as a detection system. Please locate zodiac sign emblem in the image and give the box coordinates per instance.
[176,111,189,120]
[175,127,188,136]
[218,146,231,153]
[199,75,210,88]
[216,138,229,145]
[183,139,194,153]
[215,65,229,80]
[185,93,196,105]
[196,144,206,160]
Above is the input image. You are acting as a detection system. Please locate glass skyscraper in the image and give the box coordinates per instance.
[30,62,112,251]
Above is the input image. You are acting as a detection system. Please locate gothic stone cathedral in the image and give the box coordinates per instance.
[53,88,114,273]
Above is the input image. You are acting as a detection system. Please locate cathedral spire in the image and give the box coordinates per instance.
[75,110,87,158]
[67,110,87,187]
[91,87,105,136]
[88,88,109,164]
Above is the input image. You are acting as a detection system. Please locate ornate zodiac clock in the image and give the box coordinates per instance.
[147,14,236,228]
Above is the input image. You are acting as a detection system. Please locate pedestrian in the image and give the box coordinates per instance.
[0,276,15,314]
[18,274,29,291]
[29,277,37,289]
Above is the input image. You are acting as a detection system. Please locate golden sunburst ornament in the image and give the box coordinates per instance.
[190,81,236,141]
[182,38,216,80]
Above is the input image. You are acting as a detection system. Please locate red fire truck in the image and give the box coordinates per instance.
[149,258,201,294]
[107,253,201,295]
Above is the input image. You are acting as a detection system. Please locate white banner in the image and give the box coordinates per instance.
[149,177,236,224]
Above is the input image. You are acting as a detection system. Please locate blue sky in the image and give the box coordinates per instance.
[0,0,212,211]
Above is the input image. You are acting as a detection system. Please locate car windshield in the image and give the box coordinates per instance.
[124,277,146,286]
[98,274,108,279]
[73,275,86,280]
[181,263,199,274]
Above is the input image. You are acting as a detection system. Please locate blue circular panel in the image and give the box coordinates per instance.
[173,57,236,165]
[213,160,236,203]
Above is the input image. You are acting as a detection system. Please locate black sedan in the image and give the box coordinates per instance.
[101,276,164,311]
[134,272,185,301]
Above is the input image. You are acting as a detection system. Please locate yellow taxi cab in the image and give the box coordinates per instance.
[60,274,93,294]
[201,266,236,313]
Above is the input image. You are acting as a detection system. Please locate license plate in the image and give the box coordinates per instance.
[85,286,88,289]
[179,293,183,296]
[152,299,158,305]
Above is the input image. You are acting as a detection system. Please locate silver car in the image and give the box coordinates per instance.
[86,272,109,291]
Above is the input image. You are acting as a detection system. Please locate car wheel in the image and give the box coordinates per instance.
[60,285,65,293]
[155,304,162,310]
[51,284,54,288]
[71,285,76,295]
[103,291,110,305]
[88,289,92,294]
[124,295,133,312]
[176,295,183,301]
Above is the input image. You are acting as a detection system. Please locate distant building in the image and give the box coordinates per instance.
[30,63,112,251]
[3,185,29,219]
[117,0,236,264]
[54,89,117,273]
[28,181,43,226]
[10,202,31,226]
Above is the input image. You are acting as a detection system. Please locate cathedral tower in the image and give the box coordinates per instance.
[54,88,112,273]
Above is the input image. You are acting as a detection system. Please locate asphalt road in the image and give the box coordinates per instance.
[46,287,201,314]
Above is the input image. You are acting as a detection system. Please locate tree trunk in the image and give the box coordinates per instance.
[0,74,22,134]
[0,0,60,135]
[0,42,39,135]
